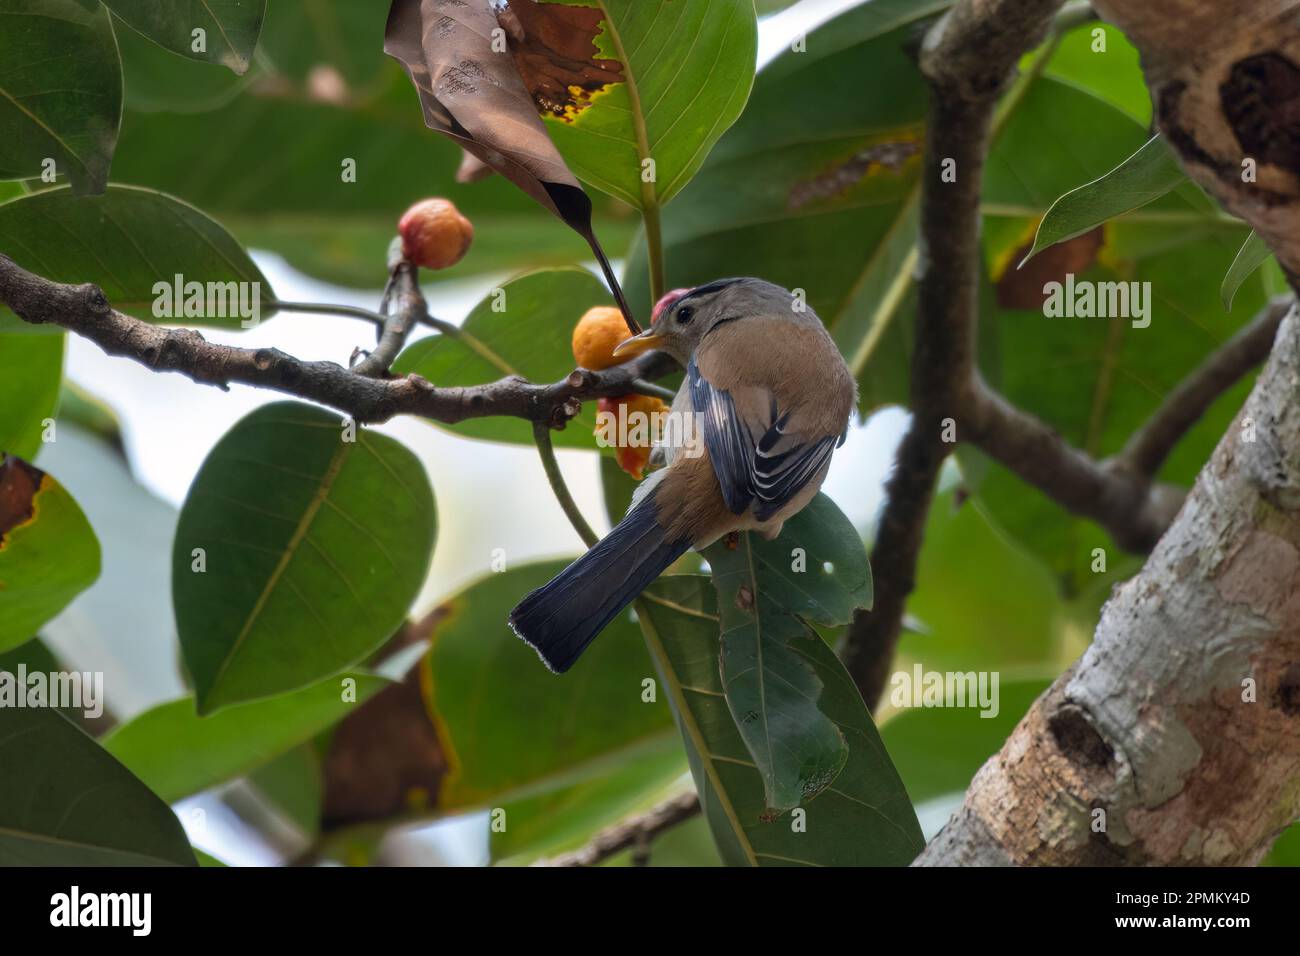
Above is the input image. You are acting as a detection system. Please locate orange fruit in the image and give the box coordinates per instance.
[595,393,669,480]
[572,306,634,370]
[398,198,474,270]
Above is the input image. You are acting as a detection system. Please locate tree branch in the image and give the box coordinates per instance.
[0,253,675,431]
[352,259,424,378]
[842,0,1066,707]
[534,792,700,867]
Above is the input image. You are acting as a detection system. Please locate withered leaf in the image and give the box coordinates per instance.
[997,226,1104,310]
[385,0,637,331]
[504,0,623,121]
[0,455,43,540]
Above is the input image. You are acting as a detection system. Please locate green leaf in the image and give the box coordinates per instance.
[103,673,387,802]
[541,0,757,210]
[1221,230,1274,310]
[0,0,121,195]
[490,744,686,864]
[393,268,613,449]
[702,494,871,814]
[1041,21,1150,125]
[901,484,1062,673]
[624,0,948,409]
[113,12,253,114]
[0,456,100,653]
[0,706,194,865]
[638,576,923,866]
[0,185,273,327]
[0,637,86,725]
[103,0,267,74]
[173,402,436,713]
[0,328,63,460]
[1265,824,1300,867]
[1022,136,1188,264]
[426,560,677,810]
[245,744,323,839]
[881,679,1052,804]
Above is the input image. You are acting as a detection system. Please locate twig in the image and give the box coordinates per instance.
[267,298,386,329]
[534,791,701,867]
[842,0,1067,707]
[0,254,676,431]
[352,260,424,378]
[1119,296,1290,477]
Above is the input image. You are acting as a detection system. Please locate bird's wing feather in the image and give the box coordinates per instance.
[688,354,840,521]
[688,355,755,514]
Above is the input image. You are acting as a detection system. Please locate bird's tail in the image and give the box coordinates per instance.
[509,496,691,674]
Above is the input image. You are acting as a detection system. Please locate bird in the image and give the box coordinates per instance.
[509,277,857,673]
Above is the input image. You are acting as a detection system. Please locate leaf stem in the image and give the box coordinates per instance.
[643,203,666,303]
[532,421,599,548]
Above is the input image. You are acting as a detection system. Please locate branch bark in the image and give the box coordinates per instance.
[534,792,701,867]
[0,253,675,431]
[843,0,1067,707]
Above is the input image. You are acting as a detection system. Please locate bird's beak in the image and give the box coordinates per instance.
[613,329,666,358]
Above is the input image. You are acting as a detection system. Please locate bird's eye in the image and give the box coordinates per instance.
[676,305,695,325]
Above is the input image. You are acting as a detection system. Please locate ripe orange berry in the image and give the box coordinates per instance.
[595,393,669,480]
[572,306,634,370]
[398,198,474,270]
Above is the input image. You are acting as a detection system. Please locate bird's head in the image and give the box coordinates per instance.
[612,277,804,365]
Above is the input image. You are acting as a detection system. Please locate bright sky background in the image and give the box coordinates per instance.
[42,0,908,866]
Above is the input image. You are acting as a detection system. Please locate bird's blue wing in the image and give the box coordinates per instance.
[689,357,838,522]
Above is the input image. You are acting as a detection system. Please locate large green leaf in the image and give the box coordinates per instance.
[393,268,614,449]
[103,673,387,802]
[173,402,436,713]
[900,482,1063,674]
[0,185,273,327]
[638,576,922,866]
[0,706,194,865]
[624,0,948,409]
[881,679,1052,804]
[103,0,266,74]
[0,455,100,653]
[0,329,63,460]
[490,743,686,864]
[426,560,677,810]
[1040,21,1150,125]
[0,0,121,195]
[702,494,872,814]
[539,0,757,210]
